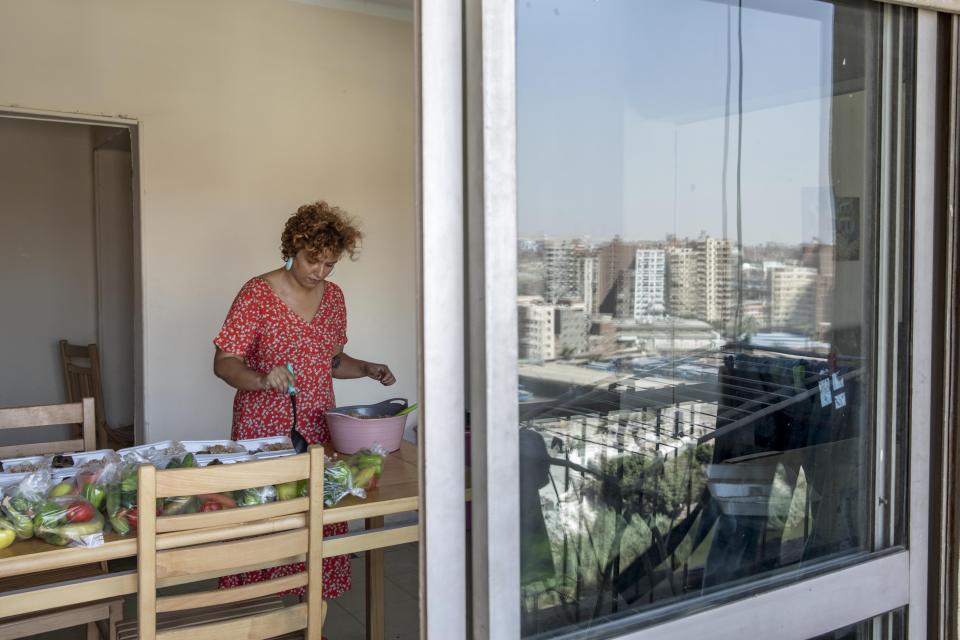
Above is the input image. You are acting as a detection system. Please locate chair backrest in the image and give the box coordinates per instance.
[136,446,325,640]
[58,340,107,432]
[0,398,97,458]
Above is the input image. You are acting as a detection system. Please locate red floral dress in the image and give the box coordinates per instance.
[213,276,350,598]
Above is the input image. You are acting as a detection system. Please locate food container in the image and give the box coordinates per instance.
[198,454,257,467]
[54,449,116,469]
[180,440,245,455]
[254,449,298,460]
[118,440,181,460]
[181,440,248,465]
[237,436,294,455]
[52,468,81,482]
[326,398,408,454]
[0,455,46,474]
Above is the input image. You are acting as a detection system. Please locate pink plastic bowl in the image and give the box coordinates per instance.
[326,411,406,454]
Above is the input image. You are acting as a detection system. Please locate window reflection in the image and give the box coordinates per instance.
[516,0,911,635]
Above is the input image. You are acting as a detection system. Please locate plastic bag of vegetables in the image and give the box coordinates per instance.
[159,453,202,516]
[104,455,145,535]
[0,468,54,540]
[107,449,200,532]
[122,441,187,471]
[47,451,123,511]
[32,495,105,547]
[323,458,366,507]
[343,444,388,491]
[236,485,278,507]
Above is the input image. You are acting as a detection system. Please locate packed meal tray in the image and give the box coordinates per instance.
[236,436,295,457]
[117,440,183,461]
[180,439,248,464]
[198,454,258,467]
[2,450,112,473]
[0,455,45,474]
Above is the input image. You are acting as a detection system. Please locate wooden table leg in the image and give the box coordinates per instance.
[365,516,385,640]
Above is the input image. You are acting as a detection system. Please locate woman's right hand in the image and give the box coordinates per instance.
[260,365,296,392]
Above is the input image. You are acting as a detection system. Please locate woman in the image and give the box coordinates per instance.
[213,200,396,599]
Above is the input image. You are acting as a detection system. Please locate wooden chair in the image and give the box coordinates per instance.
[0,399,123,640]
[0,398,96,462]
[59,340,135,450]
[118,446,327,640]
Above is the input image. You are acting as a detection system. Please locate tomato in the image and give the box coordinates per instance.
[200,501,223,512]
[65,501,96,523]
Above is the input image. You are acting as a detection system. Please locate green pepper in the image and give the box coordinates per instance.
[120,471,138,493]
[1,496,34,539]
[82,484,106,510]
[33,502,66,530]
[237,487,275,507]
[238,489,262,507]
[296,479,308,498]
[326,461,352,485]
[181,453,197,468]
[9,495,30,515]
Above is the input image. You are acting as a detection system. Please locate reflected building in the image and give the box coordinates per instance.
[554,302,590,357]
[543,238,584,303]
[518,296,555,361]
[802,242,836,340]
[666,244,698,319]
[597,238,640,319]
[577,253,599,315]
[702,237,734,326]
[768,265,819,333]
[633,248,666,321]
[665,236,734,328]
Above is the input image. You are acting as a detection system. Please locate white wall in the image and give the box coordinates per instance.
[0,118,98,443]
[0,0,416,442]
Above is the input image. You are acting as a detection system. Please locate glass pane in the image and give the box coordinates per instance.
[808,607,906,639]
[515,0,913,635]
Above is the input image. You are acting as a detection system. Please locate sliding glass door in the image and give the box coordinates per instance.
[462,1,939,638]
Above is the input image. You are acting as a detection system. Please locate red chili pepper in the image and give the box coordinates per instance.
[65,501,96,523]
[200,501,223,512]
[125,507,139,530]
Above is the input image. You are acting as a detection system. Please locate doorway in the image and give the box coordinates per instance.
[0,112,141,445]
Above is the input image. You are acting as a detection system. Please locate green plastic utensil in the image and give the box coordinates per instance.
[395,403,418,417]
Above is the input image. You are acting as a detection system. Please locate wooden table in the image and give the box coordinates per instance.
[0,442,421,640]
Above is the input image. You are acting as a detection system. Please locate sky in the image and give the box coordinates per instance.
[516,0,870,245]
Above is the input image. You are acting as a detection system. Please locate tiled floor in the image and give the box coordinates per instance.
[19,543,420,640]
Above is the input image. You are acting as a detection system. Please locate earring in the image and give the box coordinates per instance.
[284,257,294,271]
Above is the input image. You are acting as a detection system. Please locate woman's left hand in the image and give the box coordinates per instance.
[363,362,396,386]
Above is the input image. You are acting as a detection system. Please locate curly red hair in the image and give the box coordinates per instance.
[280,201,362,261]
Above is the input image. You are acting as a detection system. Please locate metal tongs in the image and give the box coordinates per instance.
[287,363,309,453]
